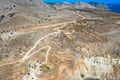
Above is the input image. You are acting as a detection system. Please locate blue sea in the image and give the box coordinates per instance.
[44,0,120,14]
[107,4,120,14]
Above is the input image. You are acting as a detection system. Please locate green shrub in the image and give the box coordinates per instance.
[80,74,85,78]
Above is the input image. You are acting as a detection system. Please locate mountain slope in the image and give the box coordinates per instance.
[0,0,120,80]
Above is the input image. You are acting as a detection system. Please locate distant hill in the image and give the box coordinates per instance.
[88,1,109,10]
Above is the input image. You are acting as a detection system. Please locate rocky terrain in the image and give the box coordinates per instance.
[0,0,120,80]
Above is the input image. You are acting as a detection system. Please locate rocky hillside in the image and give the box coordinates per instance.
[0,0,120,80]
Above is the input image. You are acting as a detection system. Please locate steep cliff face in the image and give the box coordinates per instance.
[0,0,120,80]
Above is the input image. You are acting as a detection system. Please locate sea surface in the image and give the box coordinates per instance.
[107,4,120,14]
